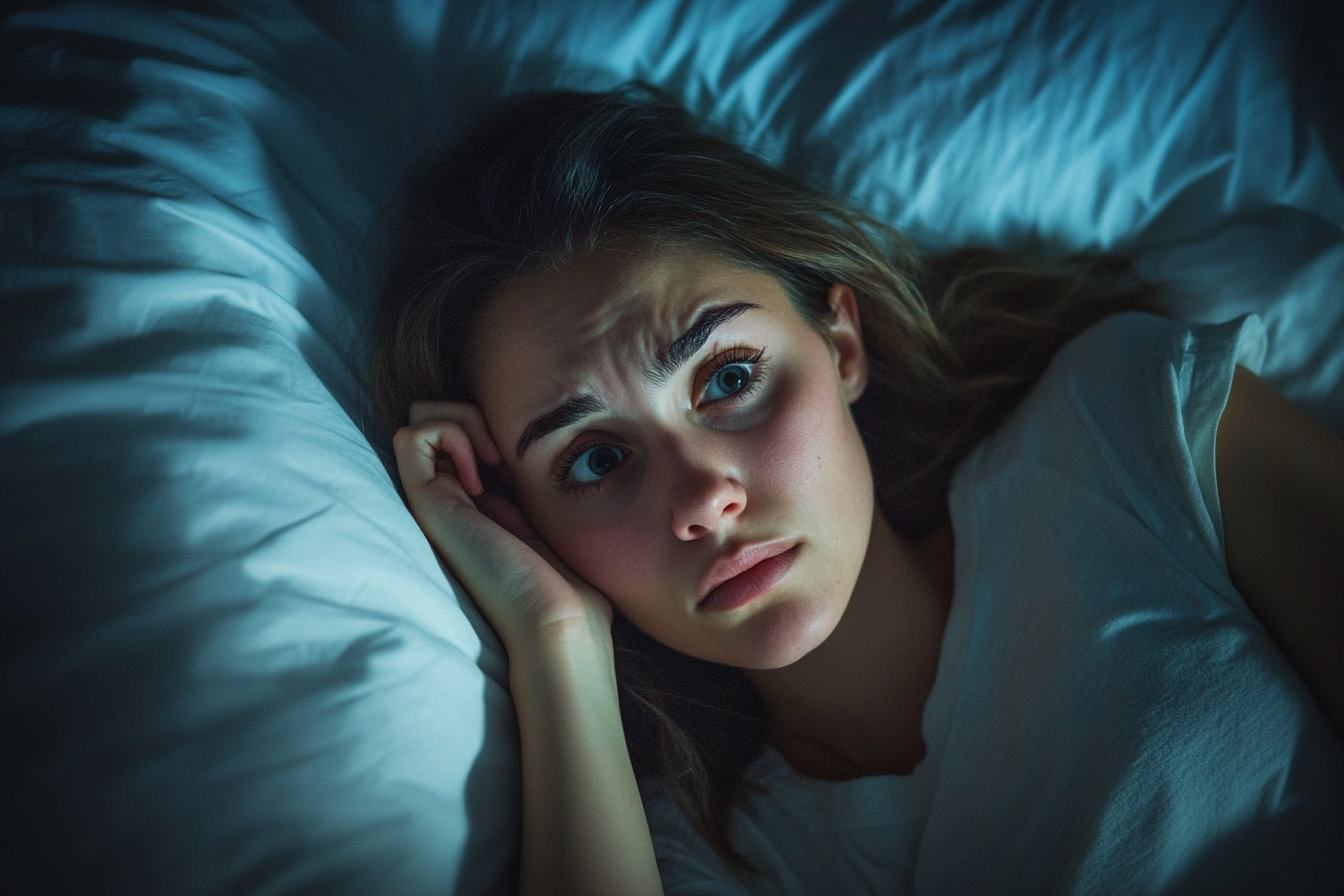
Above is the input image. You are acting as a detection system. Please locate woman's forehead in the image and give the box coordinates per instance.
[476,245,782,375]
[468,244,790,426]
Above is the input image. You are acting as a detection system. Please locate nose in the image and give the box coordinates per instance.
[666,444,747,541]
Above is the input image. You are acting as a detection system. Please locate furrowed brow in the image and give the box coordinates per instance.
[515,393,606,460]
[646,302,759,384]
[514,302,758,460]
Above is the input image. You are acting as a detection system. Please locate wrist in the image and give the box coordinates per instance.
[507,615,617,695]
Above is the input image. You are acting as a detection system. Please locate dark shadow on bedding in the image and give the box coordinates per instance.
[1,19,141,122]
[1,409,246,894]
[1284,0,1344,171]
[0,407,422,894]
[1,300,266,381]
[0,11,151,183]
[1163,803,1344,895]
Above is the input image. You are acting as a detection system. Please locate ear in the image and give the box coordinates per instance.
[824,283,867,404]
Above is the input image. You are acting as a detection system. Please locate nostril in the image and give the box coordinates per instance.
[669,468,747,539]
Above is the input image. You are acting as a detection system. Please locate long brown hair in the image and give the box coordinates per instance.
[371,83,1154,865]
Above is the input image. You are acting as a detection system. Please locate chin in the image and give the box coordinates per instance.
[730,591,846,670]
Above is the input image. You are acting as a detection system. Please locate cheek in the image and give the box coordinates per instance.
[752,371,872,514]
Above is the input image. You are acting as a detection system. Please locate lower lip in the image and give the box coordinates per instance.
[699,545,800,613]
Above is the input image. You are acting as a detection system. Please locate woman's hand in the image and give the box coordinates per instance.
[393,400,612,652]
[394,401,663,896]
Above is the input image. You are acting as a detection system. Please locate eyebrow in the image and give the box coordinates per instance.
[513,301,761,460]
[646,301,759,384]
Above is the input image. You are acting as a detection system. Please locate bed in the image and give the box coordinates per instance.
[2,0,1340,892]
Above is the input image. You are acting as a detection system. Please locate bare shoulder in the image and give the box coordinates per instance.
[1216,366,1344,733]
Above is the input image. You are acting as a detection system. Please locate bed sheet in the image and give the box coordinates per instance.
[2,0,1340,893]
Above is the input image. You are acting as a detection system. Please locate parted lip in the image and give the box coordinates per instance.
[697,539,798,603]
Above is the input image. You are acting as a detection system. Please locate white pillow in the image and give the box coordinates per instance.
[2,0,1338,893]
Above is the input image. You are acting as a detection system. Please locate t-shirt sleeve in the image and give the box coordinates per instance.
[1101,312,1266,590]
[972,310,1267,604]
[1166,314,1266,551]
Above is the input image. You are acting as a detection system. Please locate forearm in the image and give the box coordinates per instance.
[510,623,663,896]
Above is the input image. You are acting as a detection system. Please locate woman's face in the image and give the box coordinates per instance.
[468,243,874,669]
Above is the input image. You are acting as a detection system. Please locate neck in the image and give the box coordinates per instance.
[745,510,954,780]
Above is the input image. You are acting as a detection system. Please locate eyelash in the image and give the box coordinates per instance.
[554,437,620,495]
[552,345,770,494]
[701,345,768,406]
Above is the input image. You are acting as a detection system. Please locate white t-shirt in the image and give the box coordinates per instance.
[641,312,1344,895]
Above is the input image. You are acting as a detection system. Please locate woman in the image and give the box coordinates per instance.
[373,85,1344,894]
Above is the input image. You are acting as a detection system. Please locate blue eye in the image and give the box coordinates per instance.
[703,363,754,401]
[567,444,628,483]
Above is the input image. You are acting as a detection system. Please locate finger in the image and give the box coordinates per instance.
[394,422,483,496]
[430,424,486,495]
[408,401,502,466]
[393,424,438,490]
